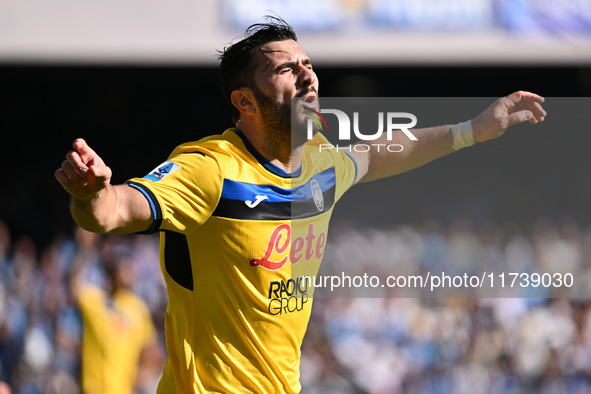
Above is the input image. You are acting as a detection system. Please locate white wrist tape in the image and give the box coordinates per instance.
[451,120,475,151]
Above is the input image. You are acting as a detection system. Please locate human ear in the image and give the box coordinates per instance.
[231,88,256,116]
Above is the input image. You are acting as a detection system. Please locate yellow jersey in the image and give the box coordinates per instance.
[127,128,357,393]
[78,284,157,394]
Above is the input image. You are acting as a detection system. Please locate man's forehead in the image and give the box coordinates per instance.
[257,40,307,66]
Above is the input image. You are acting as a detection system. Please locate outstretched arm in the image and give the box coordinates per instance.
[351,91,547,183]
[55,139,152,234]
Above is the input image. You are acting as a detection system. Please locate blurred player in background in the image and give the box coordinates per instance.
[70,227,162,394]
[55,16,546,394]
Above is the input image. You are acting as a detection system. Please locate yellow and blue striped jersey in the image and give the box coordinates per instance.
[127,128,357,393]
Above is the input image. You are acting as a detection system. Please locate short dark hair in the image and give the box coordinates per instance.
[218,16,297,123]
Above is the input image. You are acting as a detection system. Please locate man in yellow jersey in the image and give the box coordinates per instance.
[55,16,546,393]
[70,238,160,394]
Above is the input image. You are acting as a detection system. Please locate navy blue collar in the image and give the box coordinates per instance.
[234,129,302,179]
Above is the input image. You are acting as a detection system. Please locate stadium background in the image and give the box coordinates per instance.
[1,0,591,392]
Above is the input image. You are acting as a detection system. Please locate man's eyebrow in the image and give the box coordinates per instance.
[273,58,312,72]
[274,61,296,72]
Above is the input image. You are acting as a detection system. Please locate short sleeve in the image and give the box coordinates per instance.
[330,149,358,203]
[126,151,223,234]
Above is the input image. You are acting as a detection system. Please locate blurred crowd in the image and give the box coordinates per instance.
[302,218,591,393]
[0,222,166,394]
[1,217,591,393]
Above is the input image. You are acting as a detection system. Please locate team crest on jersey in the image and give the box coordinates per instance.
[310,179,324,211]
[143,161,180,182]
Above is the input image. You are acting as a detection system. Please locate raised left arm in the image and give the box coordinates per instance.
[351,91,546,183]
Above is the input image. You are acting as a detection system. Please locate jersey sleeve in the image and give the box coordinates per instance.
[126,150,223,234]
[330,149,358,203]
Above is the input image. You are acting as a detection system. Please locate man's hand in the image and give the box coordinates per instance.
[55,138,112,200]
[55,138,151,234]
[472,91,547,143]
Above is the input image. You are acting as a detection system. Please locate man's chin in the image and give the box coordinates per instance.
[294,97,319,114]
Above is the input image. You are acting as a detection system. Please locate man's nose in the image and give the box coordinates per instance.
[298,66,316,88]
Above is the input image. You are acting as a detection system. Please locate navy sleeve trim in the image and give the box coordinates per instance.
[126,181,163,234]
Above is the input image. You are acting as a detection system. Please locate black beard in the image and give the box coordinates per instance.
[250,83,310,156]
